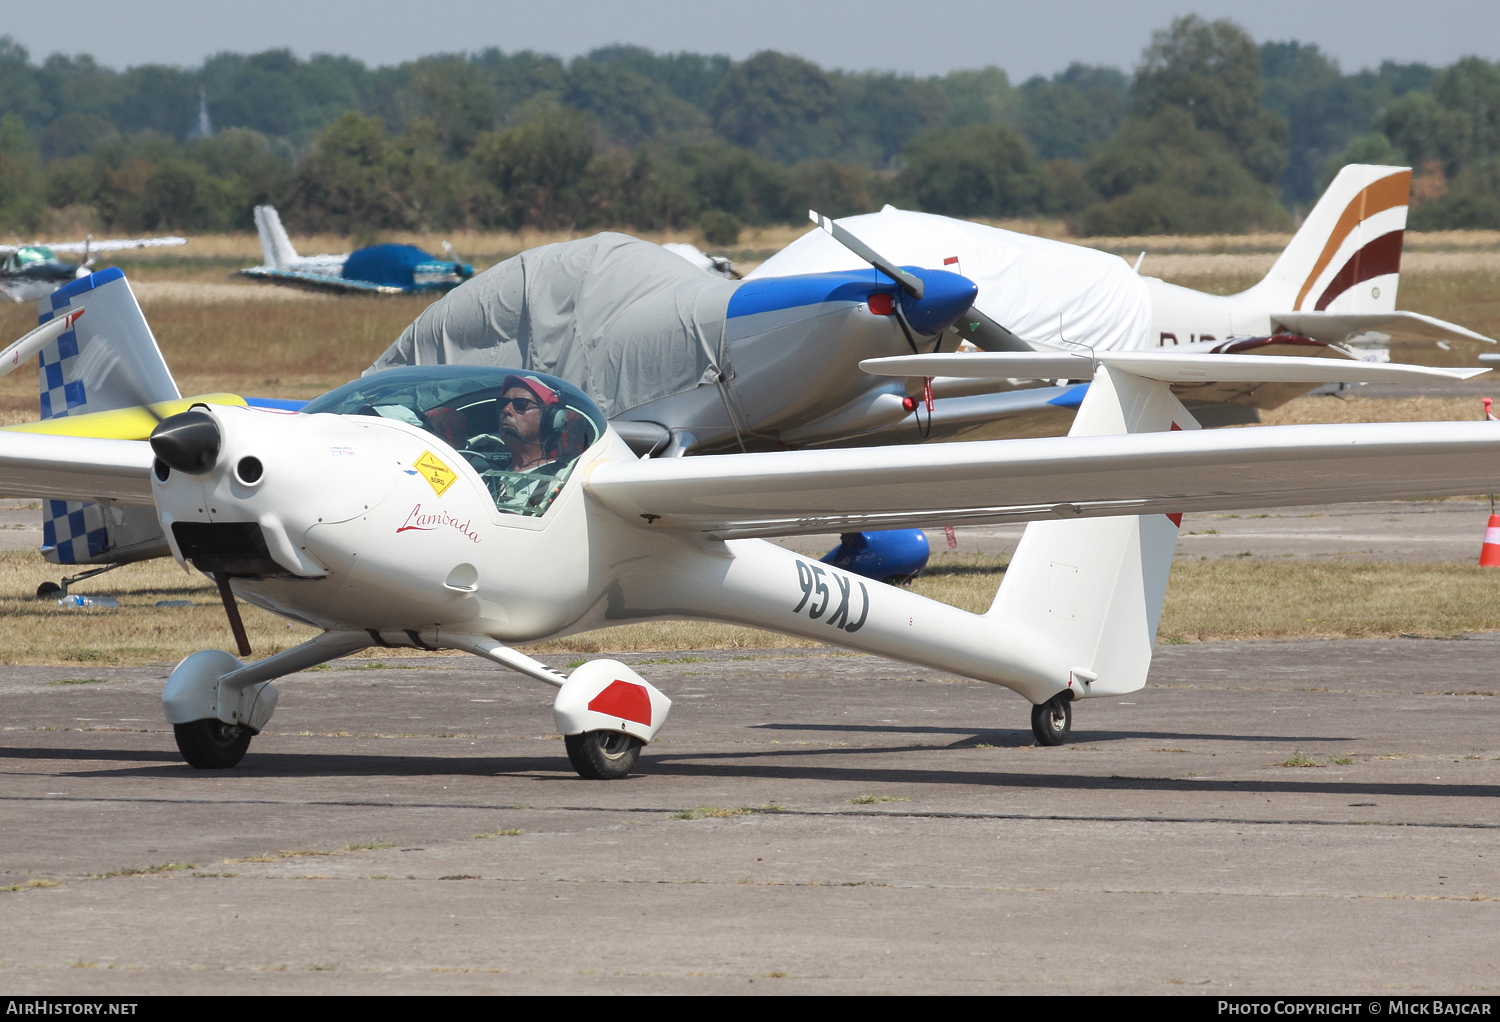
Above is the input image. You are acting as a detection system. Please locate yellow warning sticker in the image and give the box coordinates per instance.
[413,450,457,496]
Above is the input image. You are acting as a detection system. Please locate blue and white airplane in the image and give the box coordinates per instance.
[238,206,473,295]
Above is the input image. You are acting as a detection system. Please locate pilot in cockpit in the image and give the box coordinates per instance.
[315,365,600,518]
[461,373,581,513]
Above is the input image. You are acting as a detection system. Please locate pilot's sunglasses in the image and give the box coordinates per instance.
[499,397,540,412]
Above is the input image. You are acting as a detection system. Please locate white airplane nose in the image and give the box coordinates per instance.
[153,404,403,579]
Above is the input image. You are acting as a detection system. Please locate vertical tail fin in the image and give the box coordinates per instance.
[35,269,175,566]
[986,366,1193,699]
[254,205,299,269]
[1254,164,1412,315]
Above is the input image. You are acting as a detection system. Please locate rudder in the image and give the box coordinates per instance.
[36,269,176,566]
[986,365,1192,700]
[1254,164,1412,315]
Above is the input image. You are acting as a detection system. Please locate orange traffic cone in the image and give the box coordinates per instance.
[1481,514,1500,567]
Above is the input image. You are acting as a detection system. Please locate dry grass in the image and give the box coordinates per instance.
[905,552,1500,643]
[7,546,1497,667]
[0,550,320,665]
[0,294,439,423]
[1260,393,1488,426]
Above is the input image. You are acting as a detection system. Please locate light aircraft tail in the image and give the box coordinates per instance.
[35,268,177,565]
[253,206,299,269]
[1253,164,1411,316]
[984,364,1195,697]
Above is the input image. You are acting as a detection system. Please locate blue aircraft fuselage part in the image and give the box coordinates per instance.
[244,396,309,411]
[340,244,470,290]
[821,529,931,583]
[1047,383,1090,408]
[727,267,978,337]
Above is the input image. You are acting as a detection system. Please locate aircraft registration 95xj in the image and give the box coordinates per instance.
[1,273,1496,779]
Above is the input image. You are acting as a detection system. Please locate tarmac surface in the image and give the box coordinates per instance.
[2,637,1498,994]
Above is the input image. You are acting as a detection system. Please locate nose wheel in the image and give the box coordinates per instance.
[565,730,642,779]
[1031,693,1072,746]
[174,719,253,768]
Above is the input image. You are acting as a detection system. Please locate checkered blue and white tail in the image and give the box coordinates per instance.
[36,268,179,566]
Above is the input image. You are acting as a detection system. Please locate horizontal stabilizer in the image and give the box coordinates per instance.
[1271,310,1496,345]
[860,351,1487,386]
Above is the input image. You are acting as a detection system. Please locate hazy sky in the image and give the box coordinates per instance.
[5,0,1495,79]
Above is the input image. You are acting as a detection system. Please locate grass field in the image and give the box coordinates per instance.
[0,229,1497,665]
[5,548,1500,668]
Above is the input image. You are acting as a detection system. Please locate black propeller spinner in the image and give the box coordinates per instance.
[150,409,220,475]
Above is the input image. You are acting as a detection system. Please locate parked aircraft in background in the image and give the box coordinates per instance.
[752,164,1494,438]
[1,235,186,303]
[238,206,473,294]
[0,264,1491,777]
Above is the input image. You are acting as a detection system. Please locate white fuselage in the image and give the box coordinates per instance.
[152,405,1067,705]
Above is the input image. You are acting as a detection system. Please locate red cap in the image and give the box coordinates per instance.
[502,374,560,407]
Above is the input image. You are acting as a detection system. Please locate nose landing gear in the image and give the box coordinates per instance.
[174,718,253,768]
[1031,692,1073,746]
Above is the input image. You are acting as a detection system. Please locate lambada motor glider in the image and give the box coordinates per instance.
[3,291,1498,779]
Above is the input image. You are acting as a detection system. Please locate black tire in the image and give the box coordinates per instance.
[564,731,642,780]
[1031,693,1072,746]
[36,581,61,598]
[174,719,252,769]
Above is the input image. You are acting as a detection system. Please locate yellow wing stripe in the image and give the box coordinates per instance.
[1,394,248,441]
[1293,170,1411,311]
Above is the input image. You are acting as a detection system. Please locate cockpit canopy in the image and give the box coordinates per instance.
[303,366,606,517]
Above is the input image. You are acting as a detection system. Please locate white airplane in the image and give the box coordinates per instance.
[1,272,1495,778]
[239,206,473,294]
[754,164,1493,434]
[1,234,186,303]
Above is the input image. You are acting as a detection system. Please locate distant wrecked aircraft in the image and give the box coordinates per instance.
[1,235,186,303]
[239,206,473,295]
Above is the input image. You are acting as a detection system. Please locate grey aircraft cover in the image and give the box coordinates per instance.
[367,233,742,418]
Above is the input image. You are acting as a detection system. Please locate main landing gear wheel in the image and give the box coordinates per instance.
[565,731,642,780]
[1031,693,1072,746]
[35,581,61,598]
[174,719,253,768]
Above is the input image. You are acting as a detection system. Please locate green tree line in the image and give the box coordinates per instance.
[1,18,1496,239]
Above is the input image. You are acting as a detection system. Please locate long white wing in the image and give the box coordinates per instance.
[586,421,1500,538]
[44,237,188,255]
[0,434,155,504]
[861,351,1488,385]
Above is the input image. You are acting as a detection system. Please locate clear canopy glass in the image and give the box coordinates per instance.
[303,366,606,517]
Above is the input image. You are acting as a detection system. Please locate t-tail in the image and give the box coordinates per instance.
[253,205,300,269]
[1250,163,1411,316]
[1144,164,1490,348]
[36,269,177,566]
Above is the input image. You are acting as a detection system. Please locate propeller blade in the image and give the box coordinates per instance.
[809,211,924,300]
[950,306,1036,353]
[74,344,168,424]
